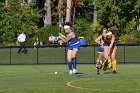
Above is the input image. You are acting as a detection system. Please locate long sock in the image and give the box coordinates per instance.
[95,59,100,68]
[108,56,112,68]
[112,60,117,71]
[72,57,76,69]
[67,62,72,70]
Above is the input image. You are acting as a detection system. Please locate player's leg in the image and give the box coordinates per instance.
[67,50,73,74]
[95,46,104,69]
[71,48,79,74]
[107,56,112,68]
[111,46,117,73]
[96,55,101,75]
[103,46,109,71]
[95,53,102,68]
[95,46,104,74]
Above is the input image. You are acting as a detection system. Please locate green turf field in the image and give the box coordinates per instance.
[0,64,140,93]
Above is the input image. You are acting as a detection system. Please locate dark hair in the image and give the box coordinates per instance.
[108,26,118,34]
[63,22,72,27]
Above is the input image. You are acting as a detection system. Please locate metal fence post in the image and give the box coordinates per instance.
[37,47,39,65]
[124,44,126,64]
[10,47,11,65]
[65,47,67,63]
[94,45,96,64]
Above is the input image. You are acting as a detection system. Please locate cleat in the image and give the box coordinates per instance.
[97,69,100,75]
[69,70,73,75]
[73,69,77,74]
[113,70,117,74]
[95,65,101,75]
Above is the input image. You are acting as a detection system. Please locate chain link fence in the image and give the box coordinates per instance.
[0,44,139,65]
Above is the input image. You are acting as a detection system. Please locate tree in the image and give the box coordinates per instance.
[0,1,42,45]
[65,0,72,22]
[58,0,63,32]
[44,0,52,26]
[96,0,139,33]
[5,0,8,5]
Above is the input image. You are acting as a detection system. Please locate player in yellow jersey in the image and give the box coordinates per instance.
[95,26,118,74]
[102,26,118,74]
[95,28,107,74]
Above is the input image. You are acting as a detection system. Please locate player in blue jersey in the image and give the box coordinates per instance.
[59,23,80,75]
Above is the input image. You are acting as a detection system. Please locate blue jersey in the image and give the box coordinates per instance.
[79,39,86,46]
[67,32,80,50]
[103,42,118,47]
[97,46,104,53]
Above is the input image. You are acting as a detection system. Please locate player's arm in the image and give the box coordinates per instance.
[108,34,115,56]
[59,32,73,43]
[58,33,66,41]
[95,35,103,46]
[59,33,66,39]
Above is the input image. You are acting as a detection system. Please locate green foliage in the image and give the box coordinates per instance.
[74,18,93,44]
[92,21,104,34]
[118,34,133,43]
[36,25,59,45]
[123,18,136,34]
[118,30,140,44]
[96,0,139,32]
[0,1,42,46]
[133,30,140,43]
[0,0,140,45]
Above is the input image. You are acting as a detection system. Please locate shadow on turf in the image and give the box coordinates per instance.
[75,72,83,74]
[65,72,83,75]
[104,71,118,74]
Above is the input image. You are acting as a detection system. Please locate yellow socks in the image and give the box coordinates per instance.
[112,60,117,71]
[95,59,100,68]
[107,56,112,68]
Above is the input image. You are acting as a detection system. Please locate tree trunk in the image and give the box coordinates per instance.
[58,0,63,32]
[28,0,32,3]
[65,0,72,22]
[5,0,8,5]
[137,10,140,30]
[93,1,97,32]
[44,0,52,26]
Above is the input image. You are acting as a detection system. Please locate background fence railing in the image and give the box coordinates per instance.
[0,44,140,65]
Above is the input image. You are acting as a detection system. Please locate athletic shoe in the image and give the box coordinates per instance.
[95,65,101,75]
[97,69,100,75]
[73,69,77,74]
[69,70,73,75]
[113,70,117,74]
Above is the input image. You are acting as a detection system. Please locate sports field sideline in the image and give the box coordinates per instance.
[0,64,140,93]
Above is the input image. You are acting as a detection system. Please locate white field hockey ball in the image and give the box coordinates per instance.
[55,72,58,74]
